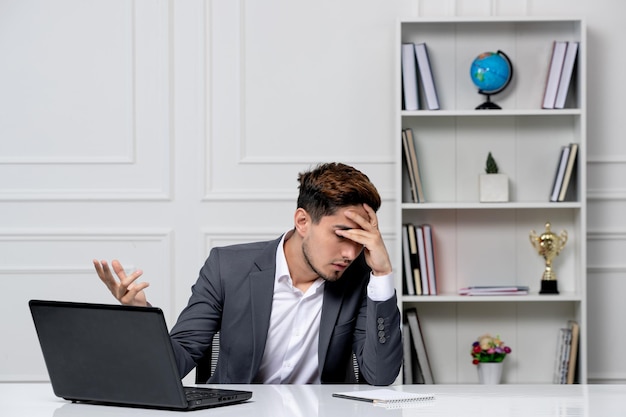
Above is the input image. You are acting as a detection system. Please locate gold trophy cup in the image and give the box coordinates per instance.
[529,222,568,294]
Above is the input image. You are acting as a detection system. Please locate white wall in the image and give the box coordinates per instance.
[1,0,623,384]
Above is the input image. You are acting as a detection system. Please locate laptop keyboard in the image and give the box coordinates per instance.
[185,388,220,401]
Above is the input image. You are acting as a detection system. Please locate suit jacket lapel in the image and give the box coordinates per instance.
[248,237,281,376]
[318,277,348,375]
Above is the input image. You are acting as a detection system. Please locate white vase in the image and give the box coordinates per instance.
[479,173,509,202]
[477,362,503,384]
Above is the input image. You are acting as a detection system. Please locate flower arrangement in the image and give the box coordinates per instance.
[471,334,511,364]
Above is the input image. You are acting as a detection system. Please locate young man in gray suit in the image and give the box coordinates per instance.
[93,162,402,385]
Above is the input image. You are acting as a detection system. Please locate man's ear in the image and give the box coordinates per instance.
[294,208,310,235]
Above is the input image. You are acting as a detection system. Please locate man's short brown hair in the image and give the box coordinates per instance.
[297,162,381,223]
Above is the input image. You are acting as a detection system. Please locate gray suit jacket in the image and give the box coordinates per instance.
[169,236,402,385]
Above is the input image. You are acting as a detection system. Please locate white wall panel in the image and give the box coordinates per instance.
[0,0,171,200]
[204,0,408,201]
[587,270,626,381]
[588,158,626,200]
[0,229,173,381]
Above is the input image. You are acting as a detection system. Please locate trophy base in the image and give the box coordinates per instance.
[539,280,559,294]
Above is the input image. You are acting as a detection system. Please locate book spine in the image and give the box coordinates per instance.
[422,224,437,295]
[402,130,419,203]
[542,41,567,109]
[554,41,579,109]
[406,308,434,384]
[550,145,570,202]
[414,43,440,110]
[402,225,416,295]
[558,143,578,202]
[407,224,422,295]
[401,44,419,111]
[404,128,425,203]
[415,225,429,295]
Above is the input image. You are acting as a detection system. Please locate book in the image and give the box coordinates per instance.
[401,225,416,295]
[402,322,414,383]
[332,389,434,405]
[542,41,567,109]
[403,128,425,202]
[558,143,579,202]
[401,43,419,111]
[406,224,423,295]
[405,308,434,384]
[415,225,429,295]
[458,285,529,296]
[422,224,437,295]
[560,328,573,384]
[553,327,572,384]
[566,320,580,384]
[554,41,579,109]
[401,130,419,203]
[550,145,570,202]
[414,43,440,110]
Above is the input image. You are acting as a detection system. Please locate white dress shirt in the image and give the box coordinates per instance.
[256,232,394,384]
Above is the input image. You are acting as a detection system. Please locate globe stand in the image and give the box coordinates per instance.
[476,94,502,110]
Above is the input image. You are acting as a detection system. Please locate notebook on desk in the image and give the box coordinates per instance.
[29,299,252,411]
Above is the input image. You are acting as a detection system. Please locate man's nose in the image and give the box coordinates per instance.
[341,240,362,260]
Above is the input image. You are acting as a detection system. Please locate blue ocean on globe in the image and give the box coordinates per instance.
[470,52,511,93]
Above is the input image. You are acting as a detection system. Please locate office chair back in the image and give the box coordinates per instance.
[194,332,361,383]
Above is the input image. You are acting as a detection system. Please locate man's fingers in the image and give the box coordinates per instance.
[93,259,117,291]
[111,259,127,280]
[120,282,149,304]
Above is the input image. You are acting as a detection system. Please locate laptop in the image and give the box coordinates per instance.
[29,299,252,411]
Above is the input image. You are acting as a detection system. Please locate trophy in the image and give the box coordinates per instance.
[529,222,568,294]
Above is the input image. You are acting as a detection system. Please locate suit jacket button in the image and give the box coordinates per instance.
[379,336,386,343]
[377,317,384,324]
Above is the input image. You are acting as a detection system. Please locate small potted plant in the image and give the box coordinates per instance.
[480,152,509,202]
[471,334,512,384]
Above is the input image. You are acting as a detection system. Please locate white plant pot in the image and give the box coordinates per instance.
[480,173,509,202]
[477,362,504,384]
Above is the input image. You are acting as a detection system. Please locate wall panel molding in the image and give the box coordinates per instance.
[0,227,174,382]
[0,0,171,201]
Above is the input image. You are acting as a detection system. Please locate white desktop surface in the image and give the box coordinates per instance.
[1,383,626,416]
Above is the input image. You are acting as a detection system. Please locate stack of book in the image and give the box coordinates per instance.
[401,128,425,203]
[549,142,579,202]
[402,223,437,296]
[401,42,440,111]
[542,40,579,109]
[458,286,529,296]
[553,320,580,384]
[403,308,434,384]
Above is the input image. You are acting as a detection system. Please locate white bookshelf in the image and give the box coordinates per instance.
[396,17,586,384]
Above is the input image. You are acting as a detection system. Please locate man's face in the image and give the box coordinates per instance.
[301,205,367,282]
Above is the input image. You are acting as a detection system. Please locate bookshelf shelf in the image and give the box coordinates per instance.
[402,292,583,303]
[401,109,582,117]
[396,17,586,385]
[402,202,582,210]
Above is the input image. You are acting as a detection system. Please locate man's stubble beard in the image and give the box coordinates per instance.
[302,239,343,282]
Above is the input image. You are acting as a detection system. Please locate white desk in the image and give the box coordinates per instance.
[1,383,626,416]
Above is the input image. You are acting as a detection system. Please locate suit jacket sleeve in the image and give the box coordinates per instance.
[357,292,403,385]
[320,254,402,386]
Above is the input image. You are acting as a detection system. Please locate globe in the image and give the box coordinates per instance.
[469,50,513,109]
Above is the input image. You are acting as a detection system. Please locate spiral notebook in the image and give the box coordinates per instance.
[332,389,434,405]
